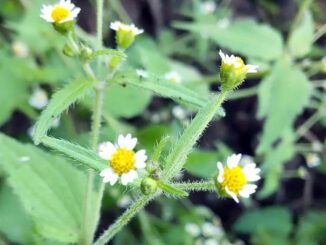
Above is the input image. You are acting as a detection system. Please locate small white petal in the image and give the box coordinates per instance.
[217,162,224,183]
[135,150,147,169]
[225,187,239,203]
[121,170,138,185]
[246,64,258,73]
[98,142,116,160]
[227,154,241,168]
[219,50,226,62]
[100,168,119,185]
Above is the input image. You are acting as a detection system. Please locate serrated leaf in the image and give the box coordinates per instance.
[288,11,314,58]
[112,71,225,116]
[173,19,283,61]
[33,79,94,144]
[41,136,106,171]
[233,206,292,237]
[0,133,87,243]
[257,60,311,153]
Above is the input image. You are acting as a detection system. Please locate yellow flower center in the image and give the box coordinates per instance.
[110,148,135,176]
[234,57,245,68]
[51,6,70,23]
[221,166,247,195]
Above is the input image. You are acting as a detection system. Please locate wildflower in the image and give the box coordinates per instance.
[200,1,216,14]
[12,41,29,58]
[110,21,143,49]
[306,153,321,168]
[219,50,258,90]
[29,88,49,110]
[164,71,182,84]
[216,154,260,203]
[98,134,147,185]
[185,223,201,237]
[40,0,80,24]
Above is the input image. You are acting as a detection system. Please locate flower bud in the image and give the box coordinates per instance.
[108,55,124,71]
[63,43,75,57]
[141,177,158,195]
[110,21,143,49]
[80,46,93,61]
[219,50,258,91]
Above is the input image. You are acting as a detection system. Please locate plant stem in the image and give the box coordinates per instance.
[94,194,158,245]
[81,0,105,244]
[171,180,215,192]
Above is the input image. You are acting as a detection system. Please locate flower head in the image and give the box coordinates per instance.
[216,154,260,203]
[98,134,147,185]
[29,88,49,110]
[110,21,143,49]
[41,0,80,24]
[164,71,182,84]
[219,50,258,90]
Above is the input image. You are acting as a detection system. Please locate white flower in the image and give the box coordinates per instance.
[136,69,148,78]
[200,1,216,14]
[12,41,29,58]
[202,222,223,238]
[164,71,182,84]
[29,88,48,110]
[41,0,81,24]
[110,21,143,35]
[217,154,260,203]
[185,223,201,237]
[117,195,132,208]
[172,106,188,120]
[204,238,218,245]
[306,153,321,168]
[98,134,147,186]
[219,50,258,73]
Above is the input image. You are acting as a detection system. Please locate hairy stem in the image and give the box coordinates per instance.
[81,0,105,244]
[171,180,216,192]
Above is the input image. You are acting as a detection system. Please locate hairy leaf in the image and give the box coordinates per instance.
[0,133,87,243]
[33,79,94,144]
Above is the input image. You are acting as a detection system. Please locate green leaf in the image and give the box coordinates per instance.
[157,181,189,198]
[257,60,311,153]
[184,150,220,178]
[41,136,106,171]
[288,11,314,58]
[173,19,283,61]
[0,133,87,243]
[33,79,94,144]
[0,183,34,244]
[233,206,292,237]
[112,71,224,115]
[104,83,152,118]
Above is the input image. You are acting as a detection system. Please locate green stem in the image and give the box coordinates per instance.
[81,0,105,244]
[94,195,158,245]
[171,180,215,192]
[163,90,228,182]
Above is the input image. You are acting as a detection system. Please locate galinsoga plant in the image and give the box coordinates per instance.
[34,0,261,244]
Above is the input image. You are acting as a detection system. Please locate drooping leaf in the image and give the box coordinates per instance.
[173,19,283,61]
[0,133,87,243]
[33,79,94,144]
[112,71,224,116]
[257,60,311,153]
[288,11,314,58]
[41,136,106,171]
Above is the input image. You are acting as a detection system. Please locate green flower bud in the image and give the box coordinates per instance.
[108,55,124,71]
[141,177,158,195]
[80,46,93,62]
[219,50,258,91]
[110,21,143,49]
[62,43,75,57]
